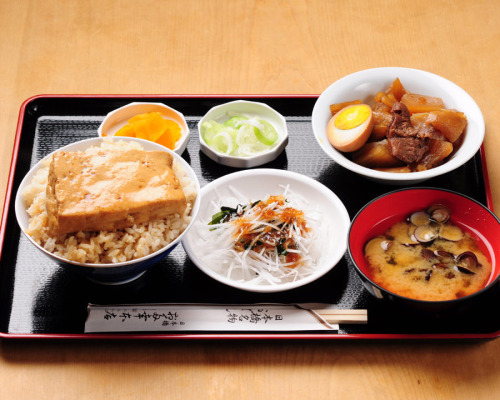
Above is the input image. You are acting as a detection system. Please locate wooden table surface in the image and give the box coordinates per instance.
[1,1,500,399]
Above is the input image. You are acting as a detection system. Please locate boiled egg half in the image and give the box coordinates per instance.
[327,104,373,152]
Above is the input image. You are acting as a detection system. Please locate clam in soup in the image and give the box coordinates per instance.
[364,204,492,301]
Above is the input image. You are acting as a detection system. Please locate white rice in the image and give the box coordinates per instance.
[22,140,197,264]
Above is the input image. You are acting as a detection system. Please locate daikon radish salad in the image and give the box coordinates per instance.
[182,169,351,292]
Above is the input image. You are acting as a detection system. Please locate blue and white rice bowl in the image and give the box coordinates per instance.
[15,137,200,284]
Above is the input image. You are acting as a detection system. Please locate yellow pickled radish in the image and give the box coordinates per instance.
[115,124,135,137]
[130,112,170,142]
[156,120,182,149]
[128,113,151,123]
[113,112,182,149]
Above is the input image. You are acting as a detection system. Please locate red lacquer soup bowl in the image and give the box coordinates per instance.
[348,188,500,313]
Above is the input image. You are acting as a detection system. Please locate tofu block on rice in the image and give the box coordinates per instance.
[46,149,187,235]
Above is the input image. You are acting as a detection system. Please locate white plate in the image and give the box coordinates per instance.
[182,169,350,293]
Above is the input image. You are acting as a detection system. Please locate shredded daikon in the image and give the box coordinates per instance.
[193,185,332,286]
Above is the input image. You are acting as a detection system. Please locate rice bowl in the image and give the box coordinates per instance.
[15,137,200,284]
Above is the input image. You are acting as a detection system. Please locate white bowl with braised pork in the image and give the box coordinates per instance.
[15,137,200,284]
[312,67,485,185]
[182,169,350,293]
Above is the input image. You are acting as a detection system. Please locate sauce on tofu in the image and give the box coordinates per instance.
[46,149,186,234]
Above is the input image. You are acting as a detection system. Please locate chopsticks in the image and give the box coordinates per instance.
[314,309,368,325]
[85,303,368,333]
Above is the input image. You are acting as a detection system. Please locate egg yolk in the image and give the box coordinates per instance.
[326,104,374,152]
[334,105,371,130]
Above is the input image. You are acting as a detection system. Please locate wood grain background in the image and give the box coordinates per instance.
[1,1,500,399]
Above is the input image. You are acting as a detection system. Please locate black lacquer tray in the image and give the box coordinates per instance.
[1,95,498,339]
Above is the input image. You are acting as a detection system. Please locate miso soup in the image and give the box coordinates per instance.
[364,204,492,301]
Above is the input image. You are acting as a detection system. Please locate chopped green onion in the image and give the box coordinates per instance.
[201,113,279,157]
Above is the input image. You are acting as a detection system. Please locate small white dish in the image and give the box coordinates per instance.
[312,67,485,185]
[182,169,350,293]
[198,100,288,168]
[15,137,200,284]
[97,102,190,155]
